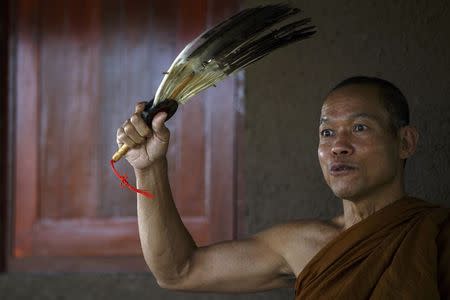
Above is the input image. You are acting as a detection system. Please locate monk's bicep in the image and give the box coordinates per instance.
[171,238,293,293]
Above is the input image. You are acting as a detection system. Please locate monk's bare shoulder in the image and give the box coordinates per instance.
[255,216,345,277]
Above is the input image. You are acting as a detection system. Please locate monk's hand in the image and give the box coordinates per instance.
[116,101,170,170]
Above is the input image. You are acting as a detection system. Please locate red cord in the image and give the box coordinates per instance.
[110,160,155,199]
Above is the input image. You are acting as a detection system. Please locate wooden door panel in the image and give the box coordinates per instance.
[39,0,101,219]
[10,0,240,271]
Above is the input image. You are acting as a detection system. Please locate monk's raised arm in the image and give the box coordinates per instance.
[116,103,296,292]
[134,158,296,292]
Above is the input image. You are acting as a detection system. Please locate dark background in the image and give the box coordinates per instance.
[1,0,450,299]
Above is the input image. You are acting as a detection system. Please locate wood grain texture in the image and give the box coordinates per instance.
[14,0,39,259]
[39,0,101,219]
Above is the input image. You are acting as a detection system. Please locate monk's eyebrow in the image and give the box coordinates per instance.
[319,113,381,125]
[349,112,382,122]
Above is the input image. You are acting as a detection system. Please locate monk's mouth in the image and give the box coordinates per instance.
[329,164,357,175]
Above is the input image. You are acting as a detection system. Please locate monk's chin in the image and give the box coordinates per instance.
[330,186,362,201]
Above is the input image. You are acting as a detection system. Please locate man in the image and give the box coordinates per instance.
[116,76,449,299]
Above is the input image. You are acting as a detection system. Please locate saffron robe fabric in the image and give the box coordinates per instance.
[295,197,450,299]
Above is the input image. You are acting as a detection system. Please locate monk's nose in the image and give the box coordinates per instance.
[331,136,354,156]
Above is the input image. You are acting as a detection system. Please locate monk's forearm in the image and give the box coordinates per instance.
[135,158,197,284]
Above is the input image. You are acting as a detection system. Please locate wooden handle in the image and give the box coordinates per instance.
[112,144,130,162]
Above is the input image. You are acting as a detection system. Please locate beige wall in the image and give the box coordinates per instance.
[244,0,450,233]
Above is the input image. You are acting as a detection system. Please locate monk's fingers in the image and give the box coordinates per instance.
[134,101,147,114]
[151,112,170,142]
[116,127,137,149]
[130,113,152,138]
[123,120,145,145]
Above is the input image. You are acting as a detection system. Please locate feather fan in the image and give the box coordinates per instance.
[112,3,316,162]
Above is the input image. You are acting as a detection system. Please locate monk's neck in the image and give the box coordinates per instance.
[341,190,406,230]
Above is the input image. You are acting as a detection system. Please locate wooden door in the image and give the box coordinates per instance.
[9,0,242,272]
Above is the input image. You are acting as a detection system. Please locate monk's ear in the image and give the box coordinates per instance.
[398,126,419,159]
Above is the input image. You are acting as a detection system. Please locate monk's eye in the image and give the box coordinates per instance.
[320,129,334,137]
[353,124,368,132]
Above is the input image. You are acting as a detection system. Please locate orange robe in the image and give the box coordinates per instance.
[295,197,450,299]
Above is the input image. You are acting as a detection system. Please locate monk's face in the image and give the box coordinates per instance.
[318,84,403,201]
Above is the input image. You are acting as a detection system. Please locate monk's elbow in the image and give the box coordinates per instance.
[156,275,196,292]
[156,277,182,290]
[154,261,193,291]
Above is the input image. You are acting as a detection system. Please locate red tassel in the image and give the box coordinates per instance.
[110,160,155,199]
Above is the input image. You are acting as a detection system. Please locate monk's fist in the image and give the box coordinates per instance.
[116,101,170,170]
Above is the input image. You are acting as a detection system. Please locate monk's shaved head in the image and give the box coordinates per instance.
[327,76,410,135]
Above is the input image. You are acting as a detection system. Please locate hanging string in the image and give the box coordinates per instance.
[110,160,155,199]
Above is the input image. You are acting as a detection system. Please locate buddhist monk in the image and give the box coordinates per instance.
[116,76,449,299]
